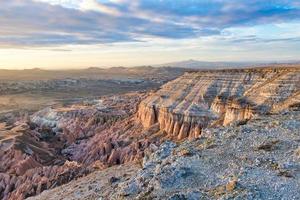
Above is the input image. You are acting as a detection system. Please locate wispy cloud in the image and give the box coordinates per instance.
[0,0,300,47]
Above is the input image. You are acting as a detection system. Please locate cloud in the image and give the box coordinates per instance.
[229,35,300,44]
[0,0,300,47]
[80,0,123,16]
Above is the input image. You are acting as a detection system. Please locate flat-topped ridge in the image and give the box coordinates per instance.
[137,66,300,140]
[183,65,300,74]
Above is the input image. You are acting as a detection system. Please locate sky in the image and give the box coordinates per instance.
[0,0,300,69]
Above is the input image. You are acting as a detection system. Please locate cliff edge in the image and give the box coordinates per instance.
[138,67,300,140]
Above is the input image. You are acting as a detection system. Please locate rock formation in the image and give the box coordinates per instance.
[138,67,300,139]
[0,92,148,200]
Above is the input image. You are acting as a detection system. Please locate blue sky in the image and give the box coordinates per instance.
[0,0,299,69]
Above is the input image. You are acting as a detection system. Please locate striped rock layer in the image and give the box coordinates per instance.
[138,67,300,140]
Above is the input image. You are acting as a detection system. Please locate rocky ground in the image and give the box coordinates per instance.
[31,110,300,200]
[27,164,140,200]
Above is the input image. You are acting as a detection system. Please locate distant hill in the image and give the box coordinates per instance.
[1,61,299,80]
[0,66,187,81]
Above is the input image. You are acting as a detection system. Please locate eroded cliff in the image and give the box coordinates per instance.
[138,67,300,139]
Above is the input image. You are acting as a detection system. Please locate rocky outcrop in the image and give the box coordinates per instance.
[30,94,137,144]
[111,110,300,200]
[138,67,300,139]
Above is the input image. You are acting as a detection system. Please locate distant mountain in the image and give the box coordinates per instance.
[157,59,300,69]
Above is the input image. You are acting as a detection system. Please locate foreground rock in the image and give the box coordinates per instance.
[138,67,300,140]
[111,110,300,200]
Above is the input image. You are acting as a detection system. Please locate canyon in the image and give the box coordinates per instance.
[0,66,299,199]
[0,93,149,199]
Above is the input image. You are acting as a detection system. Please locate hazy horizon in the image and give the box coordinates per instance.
[1,0,300,69]
[0,59,299,70]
